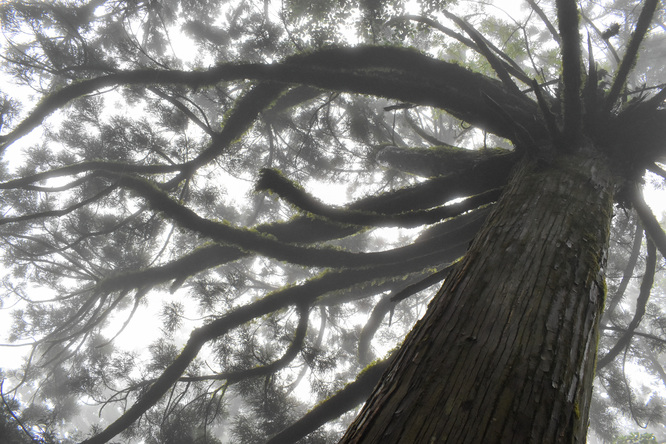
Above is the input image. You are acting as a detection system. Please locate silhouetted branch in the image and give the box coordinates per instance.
[440,10,522,95]
[0,380,39,443]
[605,0,660,111]
[602,327,666,347]
[402,109,448,146]
[526,0,560,43]
[115,304,310,392]
[532,79,561,142]
[265,356,393,444]
[601,222,643,327]
[390,265,451,303]
[556,0,582,143]
[79,243,457,444]
[256,168,502,227]
[632,184,666,260]
[580,10,620,64]
[358,265,452,364]
[597,239,656,369]
[0,185,115,226]
[147,86,218,136]
[393,15,532,86]
[1,46,544,153]
[648,163,666,180]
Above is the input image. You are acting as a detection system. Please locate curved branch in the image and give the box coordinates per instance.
[265,356,392,444]
[597,239,656,369]
[601,221,643,327]
[117,304,310,392]
[402,109,448,146]
[632,184,666,260]
[358,296,394,366]
[1,46,543,152]
[104,172,467,270]
[79,239,462,444]
[256,168,502,227]
[146,86,217,136]
[170,82,286,183]
[358,265,450,365]
[0,161,179,190]
[605,0,660,111]
[95,183,493,297]
[0,184,115,226]
[389,265,451,303]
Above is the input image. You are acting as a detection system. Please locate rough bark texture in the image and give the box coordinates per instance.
[339,151,616,443]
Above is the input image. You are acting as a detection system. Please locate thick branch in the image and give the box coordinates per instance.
[105,171,488,270]
[601,221,643,327]
[605,0,660,111]
[95,181,494,296]
[1,46,543,152]
[256,168,502,227]
[123,304,310,389]
[80,236,466,444]
[597,239,656,369]
[358,266,451,365]
[265,357,392,444]
[375,145,515,178]
[632,184,666,260]
[174,83,286,181]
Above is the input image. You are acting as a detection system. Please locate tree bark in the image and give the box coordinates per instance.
[340,151,616,443]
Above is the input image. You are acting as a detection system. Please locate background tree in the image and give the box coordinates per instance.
[0,0,665,443]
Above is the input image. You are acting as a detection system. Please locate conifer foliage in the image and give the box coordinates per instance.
[0,0,665,442]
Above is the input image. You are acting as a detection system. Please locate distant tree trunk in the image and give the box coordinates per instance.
[340,149,617,443]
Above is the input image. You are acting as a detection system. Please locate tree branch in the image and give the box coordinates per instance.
[79,238,463,444]
[265,356,392,444]
[556,0,583,144]
[0,184,115,226]
[597,239,656,369]
[526,0,560,43]
[601,221,643,328]
[1,46,544,153]
[440,10,522,95]
[391,15,531,86]
[632,184,666,260]
[605,0,660,112]
[103,171,480,270]
[255,168,502,227]
[602,327,666,347]
[580,10,620,64]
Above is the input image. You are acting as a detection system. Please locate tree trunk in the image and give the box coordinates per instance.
[340,151,616,443]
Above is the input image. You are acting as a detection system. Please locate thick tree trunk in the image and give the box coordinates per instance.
[340,152,616,443]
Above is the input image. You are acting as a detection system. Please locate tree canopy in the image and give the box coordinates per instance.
[0,0,665,443]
